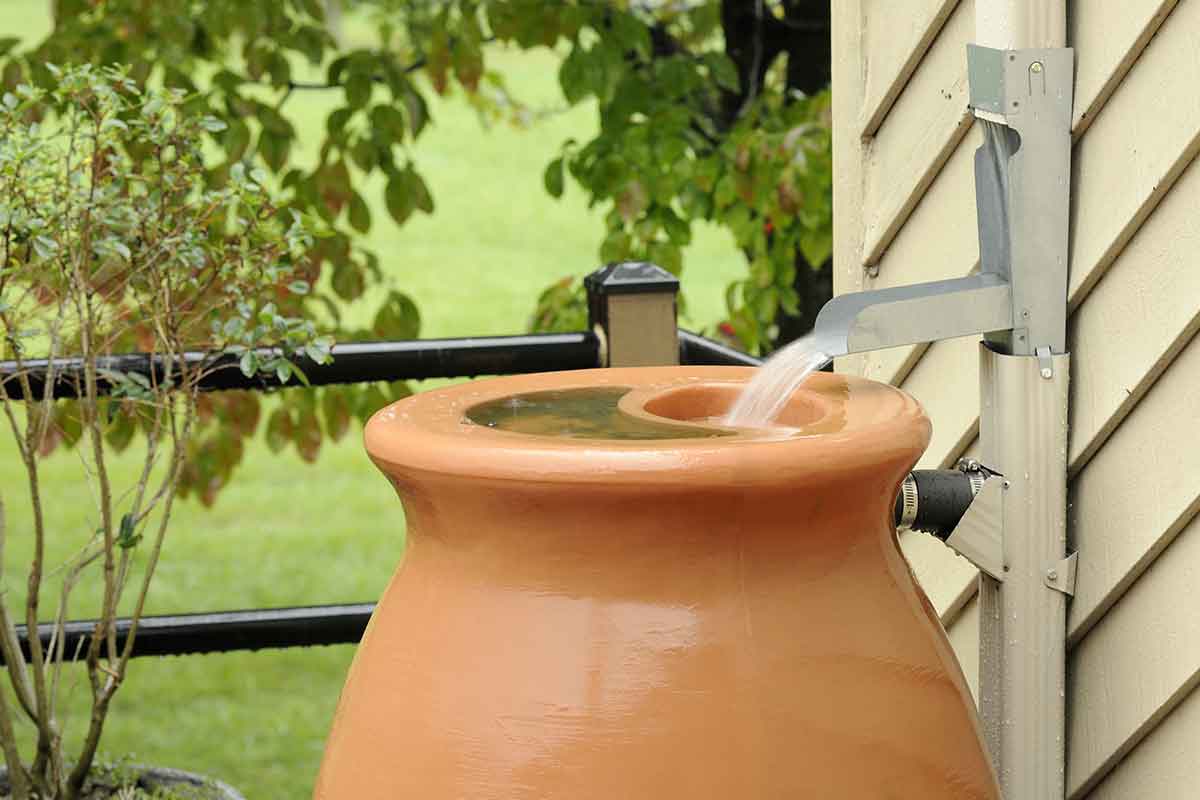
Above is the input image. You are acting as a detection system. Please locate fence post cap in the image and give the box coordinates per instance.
[584,262,679,296]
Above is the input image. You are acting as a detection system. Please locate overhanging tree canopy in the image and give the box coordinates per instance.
[1,0,831,499]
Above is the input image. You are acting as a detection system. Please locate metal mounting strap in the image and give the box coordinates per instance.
[944,476,1006,580]
[1044,552,1078,597]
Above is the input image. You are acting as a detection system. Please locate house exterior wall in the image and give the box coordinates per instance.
[831,1,1200,796]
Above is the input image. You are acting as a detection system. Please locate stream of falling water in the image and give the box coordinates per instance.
[722,332,834,428]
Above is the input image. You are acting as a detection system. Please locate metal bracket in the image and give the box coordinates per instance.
[944,476,1006,580]
[967,45,1074,358]
[1044,551,1078,597]
[1035,345,1054,379]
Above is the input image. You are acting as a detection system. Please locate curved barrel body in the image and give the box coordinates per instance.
[315,366,999,800]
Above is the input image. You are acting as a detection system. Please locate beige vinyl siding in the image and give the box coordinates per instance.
[832,0,1200,794]
[860,0,961,137]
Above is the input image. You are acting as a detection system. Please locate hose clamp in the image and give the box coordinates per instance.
[898,474,919,529]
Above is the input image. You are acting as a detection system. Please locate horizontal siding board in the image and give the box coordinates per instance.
[861,0,974,267]
[860,0,962,137]
[901,335,979,471]
[945,594,979,701]
[1066,0,1200,307]
[1087,680,1200,800]
[893,146,1200,488]
[1070,0,1179,136]
[853,0,1199,386]
[1067,153,1200,474]
[1067,510,1200,797]
[902,530,978,620]
[856,0,1183,278]
[915,312,1200,645]
[1067,329,1200,643]
[855,126,982,386]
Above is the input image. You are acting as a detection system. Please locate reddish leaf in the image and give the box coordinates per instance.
[322,388,352,442]
[265,407,294,454]
[295,407,322,463]
[428,30,451,94]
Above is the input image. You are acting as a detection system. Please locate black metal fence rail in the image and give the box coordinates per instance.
[0,333,603,400]
[3,605,374,664]
[3,323,759,659]
[0,330,760,400]
[678,330,763,367]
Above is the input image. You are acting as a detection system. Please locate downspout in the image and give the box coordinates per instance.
[973,2,1071,798]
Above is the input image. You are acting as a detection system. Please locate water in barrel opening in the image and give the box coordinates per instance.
[466,388,730,441]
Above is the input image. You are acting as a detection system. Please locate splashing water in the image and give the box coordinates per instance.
[723,333,833,428]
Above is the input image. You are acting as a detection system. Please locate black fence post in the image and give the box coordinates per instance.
[584,262,680,367]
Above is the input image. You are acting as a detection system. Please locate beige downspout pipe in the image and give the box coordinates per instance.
[975,1,1065,50]
[973,2,1071,799]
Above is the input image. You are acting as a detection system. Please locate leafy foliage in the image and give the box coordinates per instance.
[517,0,834,353]
[0,65,323,797]
[2,0,832,501]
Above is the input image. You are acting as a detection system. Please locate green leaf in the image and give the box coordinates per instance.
[707,54,741,92]
[384,172,414,225]
[406,167,434,214]
[239,350,258,377]
[105,409,136,453]
[559,45,589,104]
[543,157,565,198]
[348,137,375,172]
[200,115,228,132]
[402,88,429,137]
[330,261,365,301]
[372,290,421,340]
[427,29,451,94]
[799,225,833,268]
[345,71,372,109]
[224,119,251,161]
[32,235,57,260]
[658,207,691,246]
[356,384,391,422]
[258,130,289,172]
[117,513,141,549]
[347,191,370,234]
[452,32,484,92]
[369,103,407,142]
[326,107,354,137]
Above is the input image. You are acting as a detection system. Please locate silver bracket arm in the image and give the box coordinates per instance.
[944,476,1006,580]
[812,273,1012,359]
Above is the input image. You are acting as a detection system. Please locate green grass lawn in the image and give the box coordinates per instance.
[0,3,744,795]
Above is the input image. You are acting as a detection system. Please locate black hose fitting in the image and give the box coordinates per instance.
[894,464,991,540]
